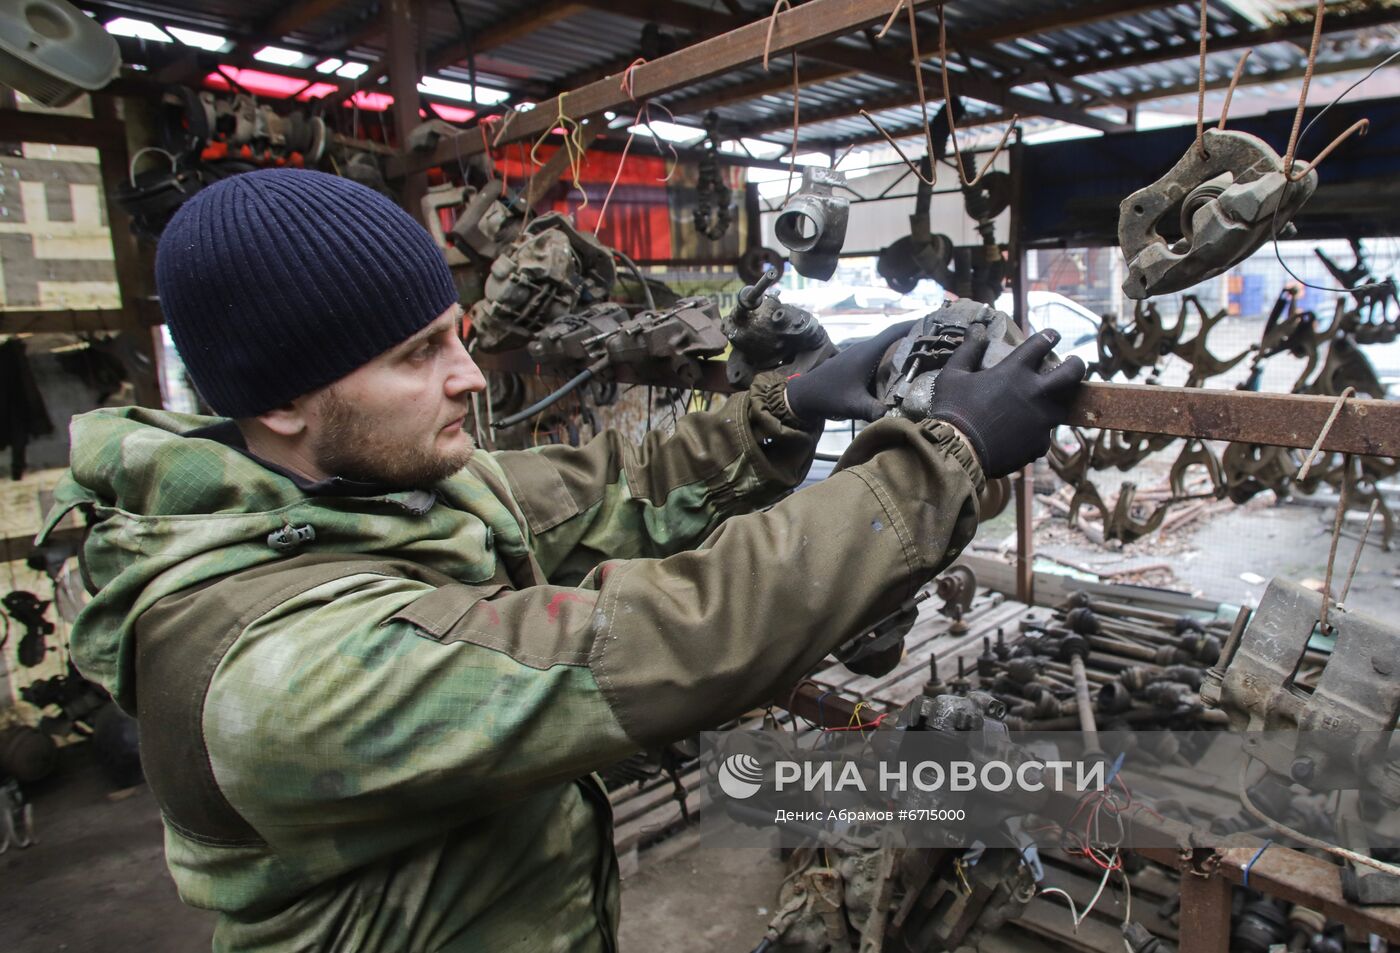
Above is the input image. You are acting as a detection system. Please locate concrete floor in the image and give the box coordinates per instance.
[3,745,785,953]
[1,747,215,952]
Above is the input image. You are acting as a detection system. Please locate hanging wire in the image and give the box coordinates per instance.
[1241,758,1400,878]
[1339,498,1380,603]
[936,4,1016,186]
[1269,47,1400,295]
[1295,386,1353,481]
[860,0,937,186]
[762,0,802,202]
[529,92,589,209]
[595,59,680,236]
[1280,0,1371,183]
[1194,0,1210,158]
[1216,49,1253,132]
[1318,453,1357,632]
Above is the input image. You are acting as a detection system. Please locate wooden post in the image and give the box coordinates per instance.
[386,0,428,224]
[1008,132,1034,605]
[92,94,163,408]
[1179,872,1233,953]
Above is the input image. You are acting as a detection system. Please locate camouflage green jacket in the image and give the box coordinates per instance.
[40,374,983,952]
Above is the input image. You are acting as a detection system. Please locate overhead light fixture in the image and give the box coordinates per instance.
[473,85,510,105]
[253,46,304,67]
[628,119,704,144]
[335,61,368,79]
[418,76,474,102]
[315,58,343,74]
[166,26,227,51]
[103,17,171,42]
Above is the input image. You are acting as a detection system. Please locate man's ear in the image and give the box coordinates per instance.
[252,399,310,437]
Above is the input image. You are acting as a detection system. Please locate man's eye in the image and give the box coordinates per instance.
[411,341,438,361]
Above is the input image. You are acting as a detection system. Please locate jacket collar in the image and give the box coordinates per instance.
[183,420,402,498]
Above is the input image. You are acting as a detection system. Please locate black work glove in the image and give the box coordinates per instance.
[784,320,915,424]
[929,325,1086,479]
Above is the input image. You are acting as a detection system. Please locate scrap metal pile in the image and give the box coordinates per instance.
[748,573,1400,952]
[1048,240,1398,549]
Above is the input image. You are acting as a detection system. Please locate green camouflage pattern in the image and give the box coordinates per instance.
[39,378,838,952]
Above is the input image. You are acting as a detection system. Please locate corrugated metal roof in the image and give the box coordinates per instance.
[84,0,1400,154]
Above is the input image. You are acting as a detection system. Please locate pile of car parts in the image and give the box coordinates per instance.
[1054,249,1398,548]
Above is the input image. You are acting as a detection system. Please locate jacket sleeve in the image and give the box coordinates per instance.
[489,372,820,582]
[202,417,983,846]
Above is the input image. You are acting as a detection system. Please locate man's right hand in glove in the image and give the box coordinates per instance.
[928,325,1085,479]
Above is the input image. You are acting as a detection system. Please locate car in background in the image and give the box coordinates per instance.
[994,290,1103,367]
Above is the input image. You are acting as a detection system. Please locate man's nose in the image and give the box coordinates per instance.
[445,337,487,397]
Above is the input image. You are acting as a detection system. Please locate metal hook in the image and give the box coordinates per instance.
[937,4,1016,187]
[859,0,937,186]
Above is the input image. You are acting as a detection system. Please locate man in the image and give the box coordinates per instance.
[41,169,1082,951]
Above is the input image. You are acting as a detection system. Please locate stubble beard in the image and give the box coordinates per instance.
[310,387,474,488]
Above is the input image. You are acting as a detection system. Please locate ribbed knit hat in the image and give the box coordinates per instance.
[156,168,459,418]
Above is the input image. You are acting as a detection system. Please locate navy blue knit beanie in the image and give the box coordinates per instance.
[156,168,459,418]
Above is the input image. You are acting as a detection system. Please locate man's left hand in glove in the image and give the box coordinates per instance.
[783,320,914,426]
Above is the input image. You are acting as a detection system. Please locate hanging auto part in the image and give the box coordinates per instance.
[0,0,120,107]
[877,103,959,295]
[494,298,728,429]
[737,246,786,286]
[1168,439,1226,500]
[3,590,53,668]
[1316,239,1399,340]
[775,166,850,281]
[1168,296,1253,386]
[470,212,617,352]
[692,111,732,242]
[1203,579,1400,903]
[879,299,1058,422]
[722,266,836,387]
[1119,129,1317,299]
[1103,481,1170,544]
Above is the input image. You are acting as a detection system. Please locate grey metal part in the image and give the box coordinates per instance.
[775,167,850,281]
[880,299,1053,421]
[723,288,836,387]
[1119,129,1317,299]
[1201,577,1400,800]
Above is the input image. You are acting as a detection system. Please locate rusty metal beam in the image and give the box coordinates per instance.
[1069,383,1400,457]
[661,63,856,119]
[0,109,126,148]
[1064,5,1400,81]
[591,0,1128,133]
[323,0,587,109]
[391,0,955,178]
[1116,50,1399,106]
[0,308,158,335]
[92,94,164,408]
[1178,874,1232,953]
[385,0,427,221]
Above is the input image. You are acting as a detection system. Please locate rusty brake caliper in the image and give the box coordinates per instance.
[1119,128,1317,299]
